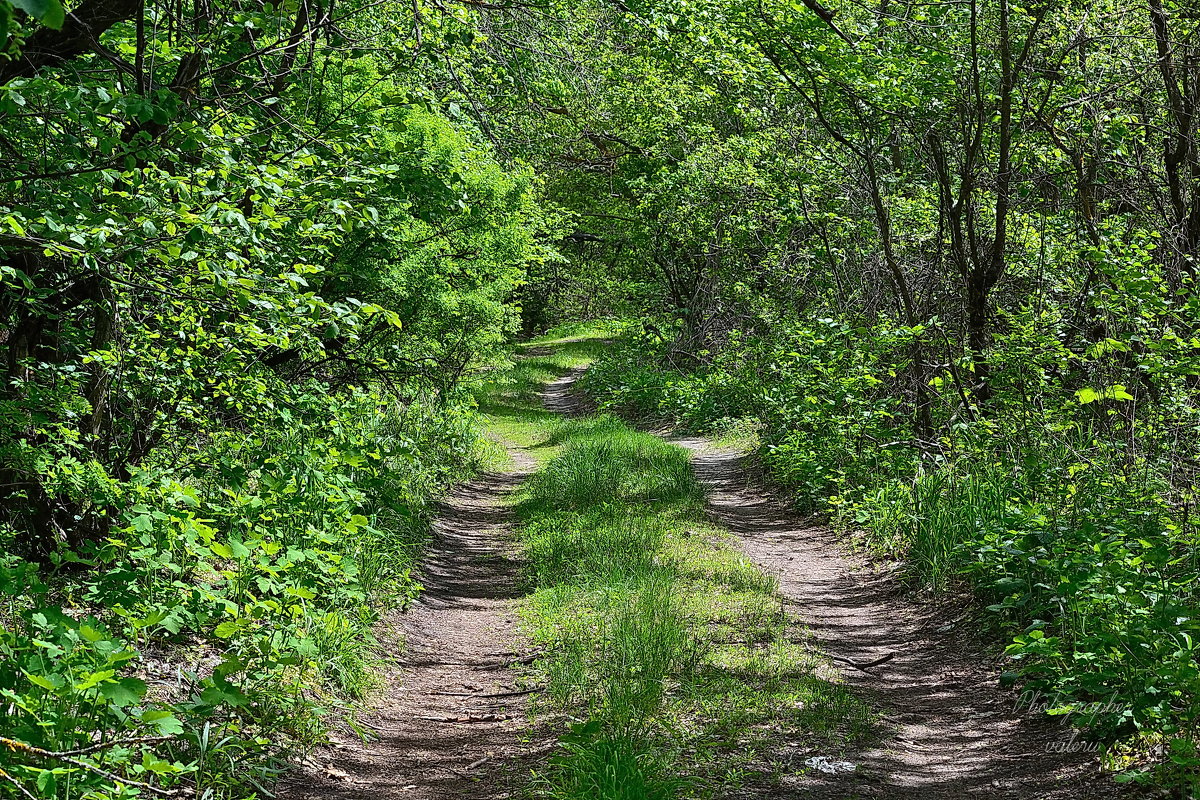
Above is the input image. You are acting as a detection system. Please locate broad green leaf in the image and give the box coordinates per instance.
[100,676,148,707]
[141,709,185,735]
[24,672,62,691]
[213,619,243,638]
[11,0,63,27]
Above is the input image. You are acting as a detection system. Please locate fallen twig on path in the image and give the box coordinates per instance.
[829,652,896,671]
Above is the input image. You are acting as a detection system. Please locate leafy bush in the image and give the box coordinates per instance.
[0,393,486,797]
[0,8,545,790]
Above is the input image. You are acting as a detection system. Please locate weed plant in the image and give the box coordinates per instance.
[0,396,486,797]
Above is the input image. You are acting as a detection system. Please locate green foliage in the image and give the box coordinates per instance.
[586,320,1200,790]
[8,0,1200,791]
[4,0,63,31]
[0,394,487,796]
[521,510,669,586]
[471,0,1200,788]
[466,26,1200,793]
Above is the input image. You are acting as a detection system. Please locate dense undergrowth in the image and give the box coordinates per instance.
[1,1,547,792]
[478,329,873,798]
[7,0,1200,793]
[0,396,489,797]
[584,326,1200,792]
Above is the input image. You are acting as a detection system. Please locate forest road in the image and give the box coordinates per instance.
[277,412,552,799]
[673,434,1143,800]
[280,365,1141,800]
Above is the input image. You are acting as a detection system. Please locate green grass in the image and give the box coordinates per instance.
[477,332,876,798]
[532,723,684,800]
[525,426,703,510]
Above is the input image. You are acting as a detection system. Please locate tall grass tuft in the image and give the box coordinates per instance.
[533,723,684,800]
[525,420,703,512]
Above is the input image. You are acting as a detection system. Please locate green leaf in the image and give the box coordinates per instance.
[141,709,184,735]
[74,669,117,691]
[214,619,243,638]
[1078,384,1134,404]
[12,0,64,28]
[79,624,105,643]
[199,681,248,707]
[158,609,186,635]
[100,676,148,707]
[24,672,62,691]
[36,770,57,796]
[40,0,63,28]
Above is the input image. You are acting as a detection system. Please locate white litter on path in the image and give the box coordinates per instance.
[804,756,857,775]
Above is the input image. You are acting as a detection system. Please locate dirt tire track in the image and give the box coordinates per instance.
[675,438,1143,800]
[278,413,555,799]
[281,364,1140,800]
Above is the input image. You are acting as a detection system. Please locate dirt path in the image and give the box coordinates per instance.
[279,442,544,800]
[281,366,1139,800]
[675,438,1138,800]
